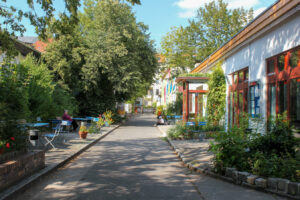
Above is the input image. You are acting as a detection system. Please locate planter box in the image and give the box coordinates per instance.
[0,150,45,192]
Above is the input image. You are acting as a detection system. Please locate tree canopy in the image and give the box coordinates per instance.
[0,0,141,57]
[42,0,157,115]
[161,0,253,73]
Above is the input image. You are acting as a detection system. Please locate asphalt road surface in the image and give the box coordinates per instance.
[13,114,285,200]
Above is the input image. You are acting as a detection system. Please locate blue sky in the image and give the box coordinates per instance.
[11,0,277,50]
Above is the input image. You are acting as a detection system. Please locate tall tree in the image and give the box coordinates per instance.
[161,0,253,71]
[80,0,157,114]
[0,0,141,57]
[0,0,80,57]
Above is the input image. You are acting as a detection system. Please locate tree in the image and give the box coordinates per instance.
[79,0,157,114]
[161,0,253,71]
[206,65,226,125]
[0,0,141,57]
[42,0,156,115]
[0,0,81,57]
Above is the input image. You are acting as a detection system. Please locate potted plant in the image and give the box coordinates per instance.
[79,125,88,139]
[97,117,105,129]
[103,110,114,127]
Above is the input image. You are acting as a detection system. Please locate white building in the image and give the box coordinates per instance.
[192,0,300,132]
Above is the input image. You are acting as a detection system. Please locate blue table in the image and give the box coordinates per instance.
[73,117,88,121]
[26,123,49,127]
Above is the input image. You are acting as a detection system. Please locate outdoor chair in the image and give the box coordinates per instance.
[61,120,72,133]
[92,117,99,122]
[44,122,63,149]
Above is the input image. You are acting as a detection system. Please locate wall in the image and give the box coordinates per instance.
[0,150,45,192]
[223,12,300,132]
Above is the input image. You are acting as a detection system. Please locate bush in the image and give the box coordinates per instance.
[210,126,251,173]
[210,113,299,181]
[167,122,187,139]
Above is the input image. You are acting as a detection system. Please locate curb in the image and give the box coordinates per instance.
[156,126,299,200]
[165,136,299,200]
[0,124,121,200]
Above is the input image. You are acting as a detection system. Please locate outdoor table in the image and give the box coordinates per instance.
[26,122,49,127]
[72,117,88,121]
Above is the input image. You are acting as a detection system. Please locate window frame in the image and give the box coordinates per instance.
[266,46,300,126]
[228,67,249,127]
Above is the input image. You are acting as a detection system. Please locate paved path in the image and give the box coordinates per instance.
[13,114,285,200]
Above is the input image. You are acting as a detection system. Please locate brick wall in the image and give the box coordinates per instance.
[0,150,45,192]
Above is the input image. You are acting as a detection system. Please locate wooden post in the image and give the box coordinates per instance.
[182,81,189,122]
[195,93,198,119]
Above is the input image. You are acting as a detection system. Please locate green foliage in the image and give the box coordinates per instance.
[103,110,114,125]
[206,65,226,125]
[87,122,99,134]
[79,125,87,132]
[250,114,297,156]
[210,113,299,181]
[81,0,157,103]
[166,93,182,115]
[96,117,105,128]
[167,122,187,139]
[0,121,27,153]
[178,73,209,78]
[0,0,80,57]
[210,126,251,173]
[161,0,253,71]
[0,55,77,153]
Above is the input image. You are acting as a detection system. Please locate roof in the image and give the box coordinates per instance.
[33,39,53,53]
[175,76,209,83]
[17,36,38,44]
[14,39,41,58]
[192,0,300,73]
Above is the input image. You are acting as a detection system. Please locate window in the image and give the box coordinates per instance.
[249,84,260,117]
[278,54,285,71]
[269,84,276,118]
[290,79,300,126]
[238,72,243,83]
[266,46,300,128]
[228,67,249,127]
[278,81,287,114]
[267,59,275,74]
[290,50,299,68]
[234,73,238,84]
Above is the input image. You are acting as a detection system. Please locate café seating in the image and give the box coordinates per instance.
[44,122,63,149]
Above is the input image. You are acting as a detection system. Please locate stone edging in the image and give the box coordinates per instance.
[0,124,121,200]
[166,138,300,200]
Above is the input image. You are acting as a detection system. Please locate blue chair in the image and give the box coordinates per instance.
[198,122,207,126]
[92,117,99,122]
[44,123,63,149]
[186,122,196,126]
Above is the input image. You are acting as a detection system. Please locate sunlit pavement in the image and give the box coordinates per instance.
[14,114,285,200]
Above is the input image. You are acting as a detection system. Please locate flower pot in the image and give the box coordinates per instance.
[79,131,88,139]
[104,121,109,127]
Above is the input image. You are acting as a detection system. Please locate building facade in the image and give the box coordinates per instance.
[192,0,300,132]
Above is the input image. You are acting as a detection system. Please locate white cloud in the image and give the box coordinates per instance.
[174,0,262,19]
[254,7,267,18]
[178,10,197,18]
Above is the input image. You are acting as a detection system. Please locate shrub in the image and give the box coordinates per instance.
[88,122,99,134]
[167,122,187,139]
[210,113,299,180]
[210,126,251,173]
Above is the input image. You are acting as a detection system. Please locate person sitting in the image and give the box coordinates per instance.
[62,110,78,131]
